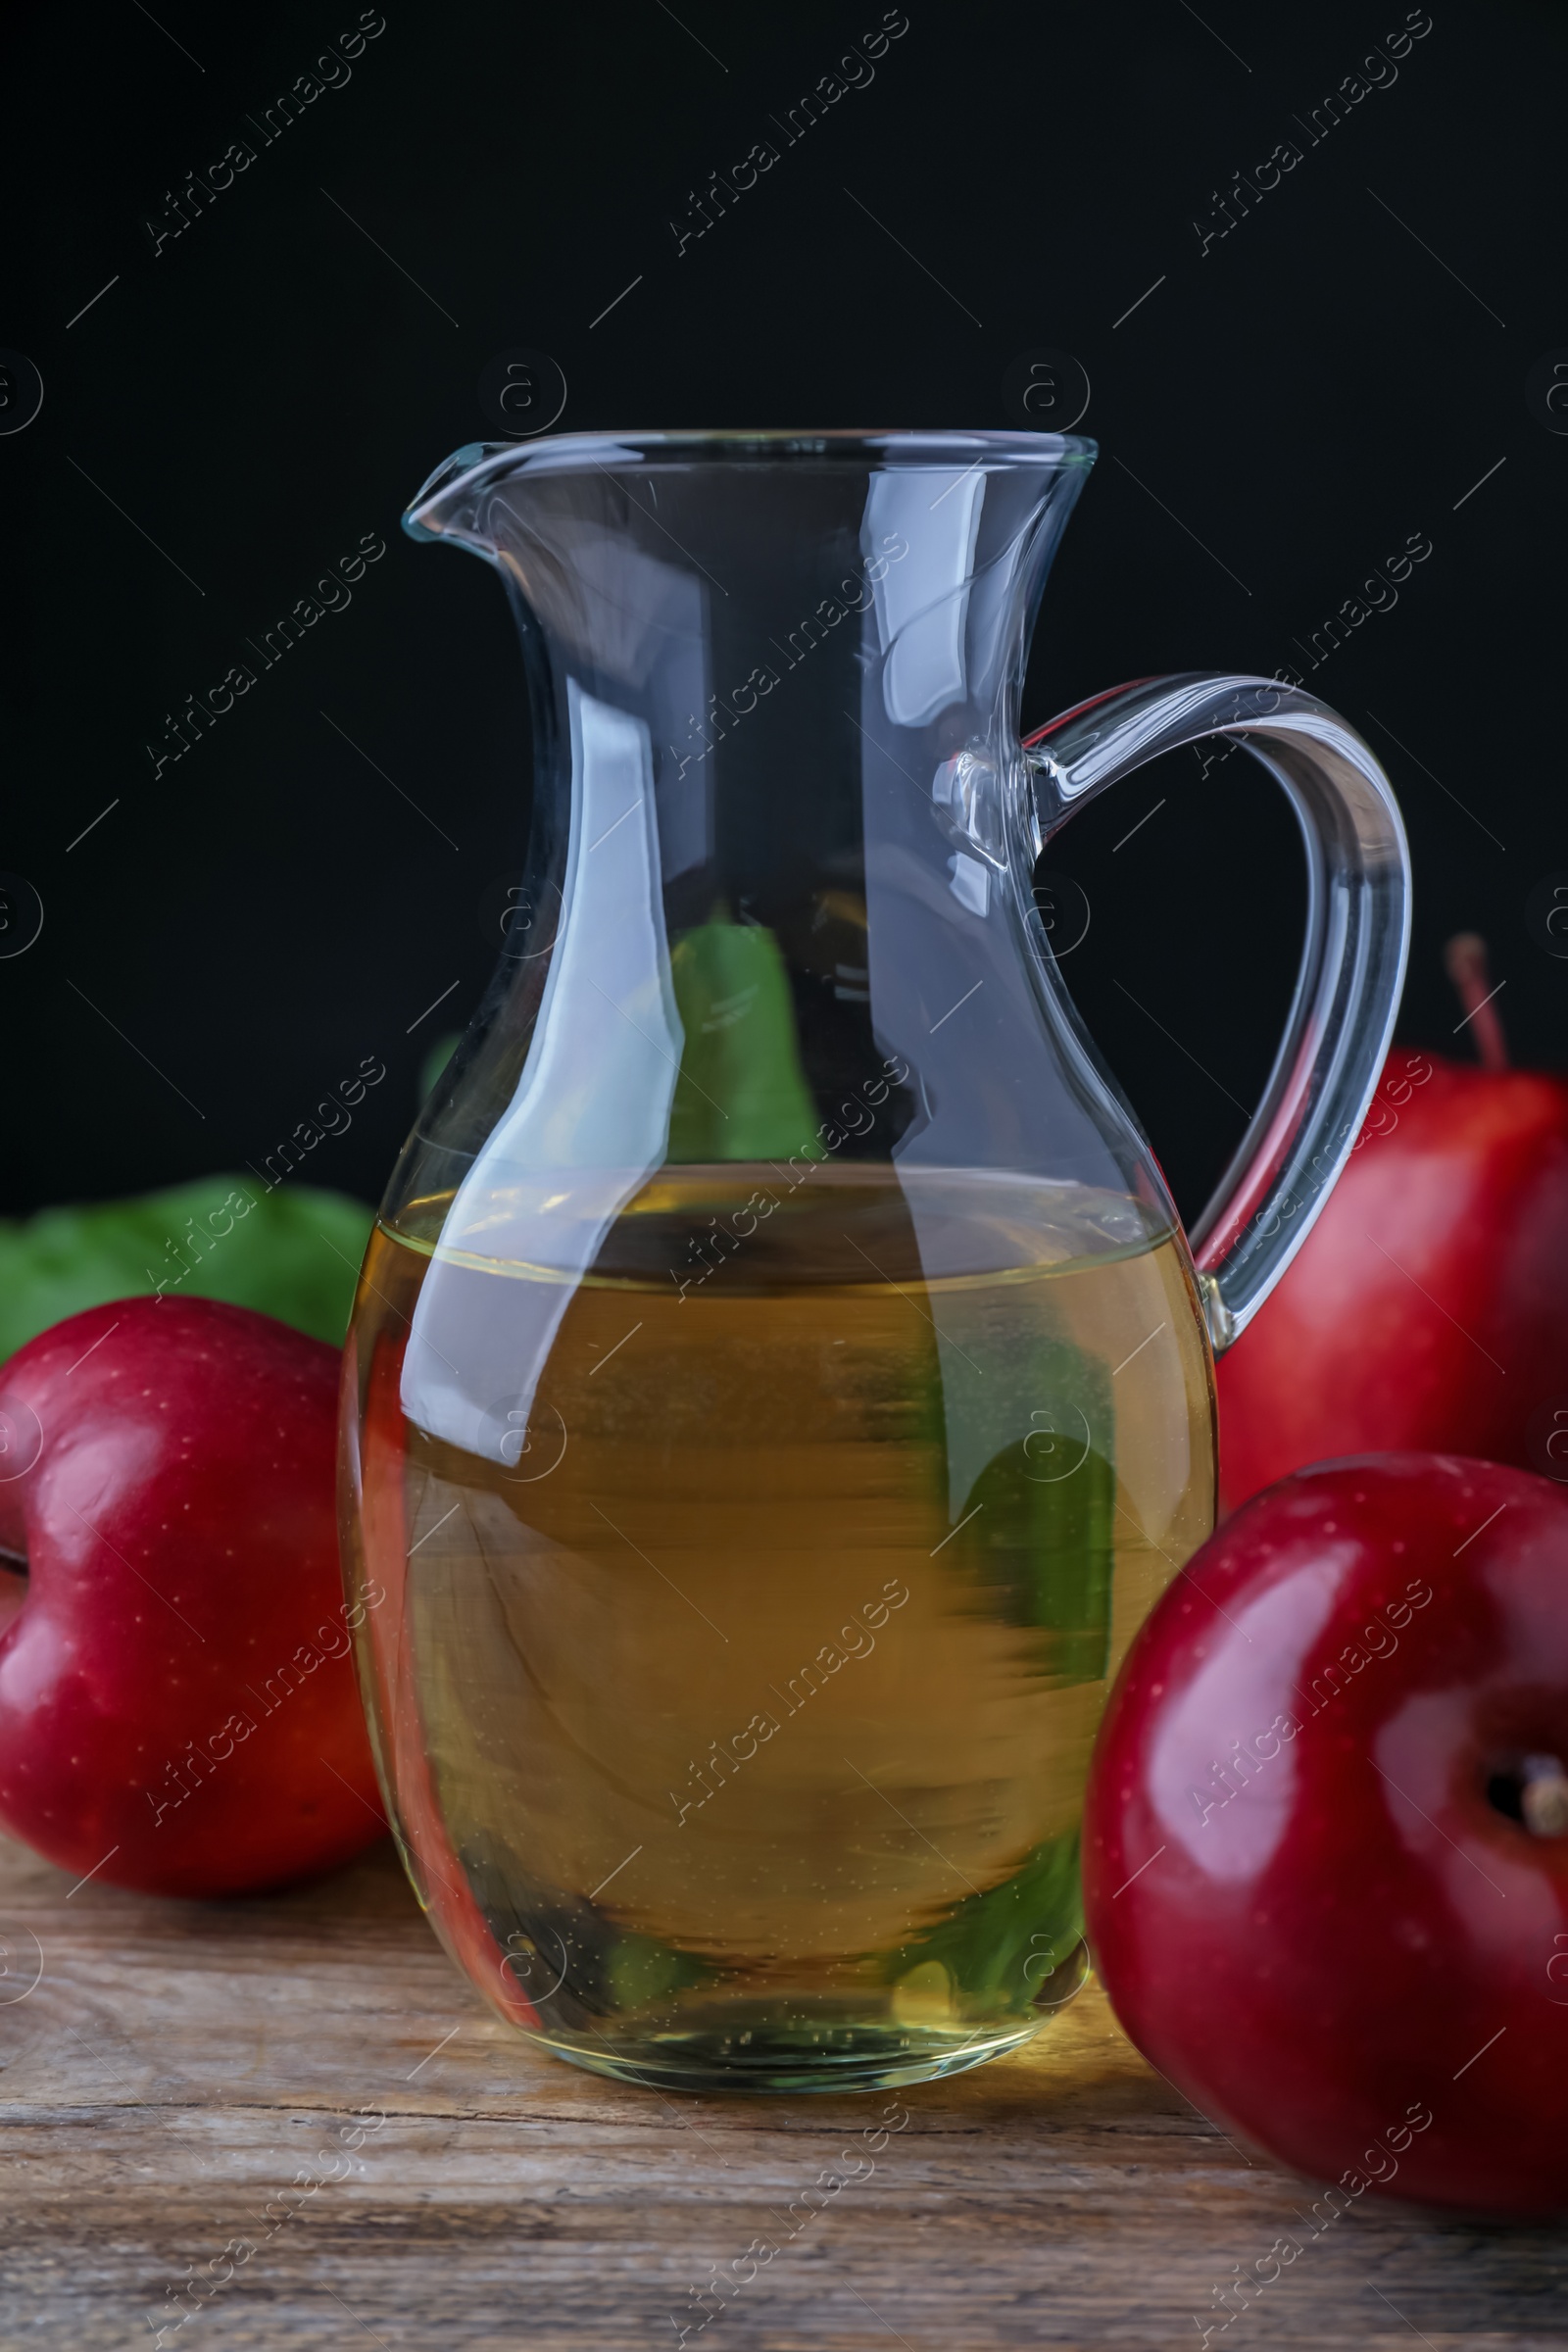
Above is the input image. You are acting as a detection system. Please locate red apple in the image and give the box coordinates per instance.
[1217,940,1568,1512]
[1084,1453,1568,2217]
[0,1297,383,1895]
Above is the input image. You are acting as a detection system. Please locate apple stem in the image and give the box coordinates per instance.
[1444,933,1509,1072]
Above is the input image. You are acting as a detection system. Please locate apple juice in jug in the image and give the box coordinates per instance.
[344,1144,1213,2090]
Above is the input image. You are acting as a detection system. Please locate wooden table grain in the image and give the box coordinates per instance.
[2,1830,1565,2350]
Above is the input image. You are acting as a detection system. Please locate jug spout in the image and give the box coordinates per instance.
[403,439,514,552]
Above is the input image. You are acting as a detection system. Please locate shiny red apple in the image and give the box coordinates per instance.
[0,1297,383,1894]
[1084,1453,1568,2216]
[1217,940,1568,1512]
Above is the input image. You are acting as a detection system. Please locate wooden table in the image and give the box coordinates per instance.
[3,1830,1564,2350]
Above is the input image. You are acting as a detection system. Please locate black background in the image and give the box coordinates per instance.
[5,0,1564,1229]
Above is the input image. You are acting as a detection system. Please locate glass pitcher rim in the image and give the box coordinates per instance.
[404,427,1098,540]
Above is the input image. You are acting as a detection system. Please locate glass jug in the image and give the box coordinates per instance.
[341,429,1409,2093]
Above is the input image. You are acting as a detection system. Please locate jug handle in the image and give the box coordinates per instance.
[1022,672,1411,1353]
